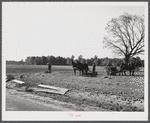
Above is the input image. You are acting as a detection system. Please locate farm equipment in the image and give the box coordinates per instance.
[105,66,120,75]
[83,71,98,77]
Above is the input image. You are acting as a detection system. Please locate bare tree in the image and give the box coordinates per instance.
[103,13,145,64]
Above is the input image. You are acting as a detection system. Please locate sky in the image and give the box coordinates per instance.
[2,2,146,61]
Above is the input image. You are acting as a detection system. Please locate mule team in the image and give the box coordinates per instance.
[71,55,138,76]
[71,55,89,76]
[119,62,138,76]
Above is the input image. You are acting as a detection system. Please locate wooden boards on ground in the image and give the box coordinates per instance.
[7,79,68,95]
[36,84,69,95]
[12,79,25,84]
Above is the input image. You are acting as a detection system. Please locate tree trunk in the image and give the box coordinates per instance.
[125,55,130,64]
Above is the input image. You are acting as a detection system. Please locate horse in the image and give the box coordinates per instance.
[119,63,136,76]
[76,61,89,76]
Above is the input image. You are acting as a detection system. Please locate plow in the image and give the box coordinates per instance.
[105,66,120,76]
[83,71,98,77]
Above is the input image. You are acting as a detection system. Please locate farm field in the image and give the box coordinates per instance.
[6,65,144,111]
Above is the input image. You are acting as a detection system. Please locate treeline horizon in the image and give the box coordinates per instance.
[6,55,144,67]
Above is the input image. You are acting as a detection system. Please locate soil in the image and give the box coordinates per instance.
[6,66,144,111]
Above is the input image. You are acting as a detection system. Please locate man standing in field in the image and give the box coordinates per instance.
[93,61,96,73]
[47,62,52,73]
[93,56,98,74]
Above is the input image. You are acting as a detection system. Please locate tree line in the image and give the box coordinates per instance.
[6,55,144,67]
[6,60,25,65]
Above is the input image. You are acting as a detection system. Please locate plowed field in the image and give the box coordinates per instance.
[6,65,144,111]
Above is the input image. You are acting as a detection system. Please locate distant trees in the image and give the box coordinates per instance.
[41,56,48,65]
[7,55,144,67]
[25,56,67,65]
[66,57,71,65]
[141,60,144,67]
[104,13,145,64]
[6,60,25,65]
[130,56,142,66]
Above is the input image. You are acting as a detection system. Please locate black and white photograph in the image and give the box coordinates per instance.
[2,1,148,121]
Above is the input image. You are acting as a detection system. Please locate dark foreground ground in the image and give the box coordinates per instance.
[6,94,58,111]
[6,65,144,111]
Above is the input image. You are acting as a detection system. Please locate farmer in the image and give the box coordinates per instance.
[92,61,96,73]
[47,62,52,73]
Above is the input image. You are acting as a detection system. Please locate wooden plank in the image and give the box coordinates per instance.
[38,84,68,91]
[12,79,25,84]
[8,80,69,94]
[37,84,69,95]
